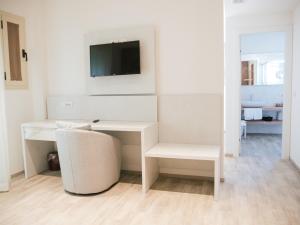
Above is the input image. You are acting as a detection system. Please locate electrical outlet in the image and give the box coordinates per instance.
[62,101,73,108]
[232,0,244,3]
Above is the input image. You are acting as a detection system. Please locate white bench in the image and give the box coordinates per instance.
[145,143,221,200]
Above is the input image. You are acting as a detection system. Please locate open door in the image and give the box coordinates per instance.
[0,13,10,192]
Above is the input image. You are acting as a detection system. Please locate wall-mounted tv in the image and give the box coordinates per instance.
[90,40,141,77]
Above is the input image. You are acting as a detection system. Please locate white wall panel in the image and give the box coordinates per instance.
[47,95,157,122]
[86,27,156,95]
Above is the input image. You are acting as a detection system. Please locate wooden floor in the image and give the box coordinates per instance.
[0,134,300,225]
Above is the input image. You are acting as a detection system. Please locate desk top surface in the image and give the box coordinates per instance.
[22,120,157,132]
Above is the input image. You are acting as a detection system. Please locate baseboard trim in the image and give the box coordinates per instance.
[11,170,24,178]
[160,173,214,181]
[121,165,141,172]
[159,167,213,178]
[290,159,300,171]
[0,182,9,192]
[121,170,141,175]
[121,170,225,182]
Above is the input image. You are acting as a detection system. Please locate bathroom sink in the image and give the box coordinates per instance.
[241,100,265,108]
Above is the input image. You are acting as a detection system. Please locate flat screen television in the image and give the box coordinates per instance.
[90,40,141,77]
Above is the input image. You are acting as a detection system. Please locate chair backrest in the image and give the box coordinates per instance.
[55,129,120,193]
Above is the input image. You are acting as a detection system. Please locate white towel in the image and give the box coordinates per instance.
[244,108,262,120]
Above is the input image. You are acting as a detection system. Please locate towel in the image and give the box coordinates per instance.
[244,108,262,120]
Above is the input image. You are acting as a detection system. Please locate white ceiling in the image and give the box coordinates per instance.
[225,0,300,17]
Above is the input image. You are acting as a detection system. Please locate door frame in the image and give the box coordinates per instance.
[0,14,10,192]
[232,25,293,159]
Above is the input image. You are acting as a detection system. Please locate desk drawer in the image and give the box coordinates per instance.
[23,127,56,141]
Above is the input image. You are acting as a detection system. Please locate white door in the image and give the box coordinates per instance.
[0,14,10,192]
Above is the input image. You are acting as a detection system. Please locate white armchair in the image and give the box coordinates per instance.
[55,129,121,194]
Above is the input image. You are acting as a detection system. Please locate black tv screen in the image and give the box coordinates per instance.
[90,41,140,77]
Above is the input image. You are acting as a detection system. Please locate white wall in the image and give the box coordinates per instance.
[291,4,300,168]
[225,13,293,156]
[241,85,284,106]
[44,0,224,177]
[0,0,224,177]
[240,32,286,55]
[45,0,223,96]
[0,0,47,175]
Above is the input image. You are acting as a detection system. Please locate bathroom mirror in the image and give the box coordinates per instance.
[241,55,285,86]
[240,32,285,86]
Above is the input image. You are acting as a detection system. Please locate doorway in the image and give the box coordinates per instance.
[239,31,289,159]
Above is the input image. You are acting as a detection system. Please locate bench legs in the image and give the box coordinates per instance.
[143,157,159,193]
[143,156,221,200]
[214,158,220,200]
[141,124,159,193]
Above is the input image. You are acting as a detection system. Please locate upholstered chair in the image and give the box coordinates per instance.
[55,129,121,194]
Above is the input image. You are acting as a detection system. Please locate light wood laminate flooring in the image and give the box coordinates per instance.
[0,134,299,225]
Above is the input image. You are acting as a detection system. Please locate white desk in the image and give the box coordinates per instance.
[21,120,221,198]
[21,120,159,193]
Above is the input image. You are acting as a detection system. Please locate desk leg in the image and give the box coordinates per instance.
[22,129,56,178]
[141,124,159,193]
[214,158,220,200]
